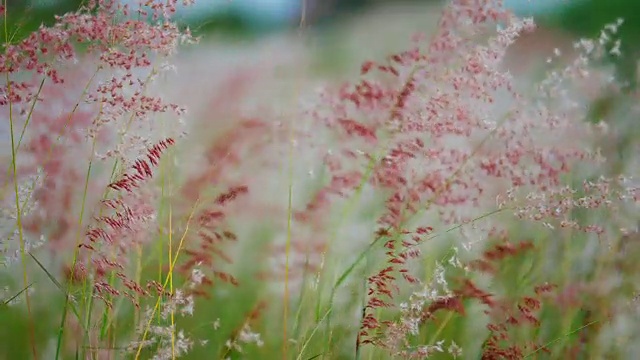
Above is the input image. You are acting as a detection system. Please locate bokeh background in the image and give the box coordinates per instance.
[7,0,640,87]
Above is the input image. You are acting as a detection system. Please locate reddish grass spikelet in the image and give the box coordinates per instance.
[108,138,175,192]
[361,60,376,75]
[215,185,249,206]
[452,246,555,359]
[534,282,557,295]
[338,1,629,350]
[176,183,250,294]
[360,230,424,344]
[483,239,534,262]
[337,118,378,142]
[72,139,177,307]
[441,232,593,359]
[221,301,266,356]
[1,0,194,296]
[423,295,466,320]
[456,278,495,308]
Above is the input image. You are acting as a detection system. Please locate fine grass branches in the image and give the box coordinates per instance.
[1,0,639,359]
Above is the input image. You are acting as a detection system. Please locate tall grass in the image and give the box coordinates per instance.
[0,0,639,359]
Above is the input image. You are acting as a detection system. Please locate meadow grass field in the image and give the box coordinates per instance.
[0,1,639,359]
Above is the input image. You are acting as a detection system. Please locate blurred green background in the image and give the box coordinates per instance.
[4,0,639,88]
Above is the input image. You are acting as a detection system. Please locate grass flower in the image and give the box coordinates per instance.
[0,0,638,359]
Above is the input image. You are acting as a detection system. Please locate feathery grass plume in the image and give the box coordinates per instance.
[1,0,639,358]
[286,0,638,355]
[1,0,195,357]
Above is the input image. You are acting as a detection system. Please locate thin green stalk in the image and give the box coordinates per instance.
[313,62,436,342]
[83,276,96,359]
[134,198,201,359]
[1,283,32,307]
[321,102,510,352]
[28,251,93,357]
[90,65,160,345]
[291,256,312,346]
[316,144,388,353]
[56,134,98,360]
[283,102,296,359]
[168,194,176,358]
[5,77,45,166]
[1,67,101,241]
[156,121,169,326]
[524,320,599,358]
[295,307,331,360]
[286,5,307,356]
[9,94,38,359]
[428,311,455,345]
[5,3,37,357]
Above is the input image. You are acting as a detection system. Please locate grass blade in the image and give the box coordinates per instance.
[1,283,33,307]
